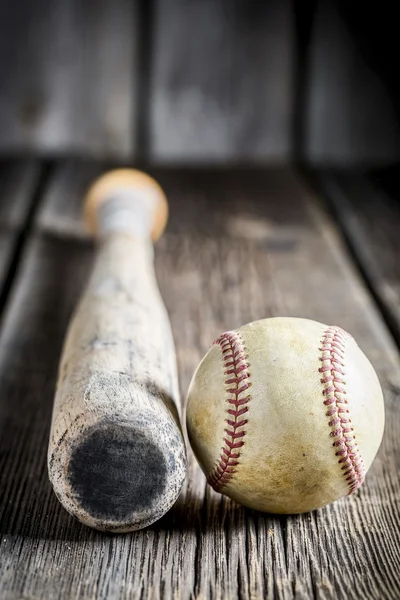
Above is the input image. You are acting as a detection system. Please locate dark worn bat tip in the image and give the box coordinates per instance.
[68,425,167,521]
[51,419,187,533]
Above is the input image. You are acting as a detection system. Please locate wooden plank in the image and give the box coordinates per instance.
[304,0,400,165]
[317,170,400,345]
[0,160,40,293]
[0,0,137,159]
[1,165,399,599]
[150,0,293,163]
[36,159,108,239]
[0,161,40,228]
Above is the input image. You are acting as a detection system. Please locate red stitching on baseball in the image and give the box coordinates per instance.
[208,331,251,491]
[319,326,365,494]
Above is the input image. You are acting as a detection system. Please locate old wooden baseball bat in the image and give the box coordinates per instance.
[48,169,187,532]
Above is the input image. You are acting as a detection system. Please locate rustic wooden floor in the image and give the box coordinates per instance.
[0,161,399,600]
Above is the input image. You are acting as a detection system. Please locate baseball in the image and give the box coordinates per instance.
[186,317,385,514]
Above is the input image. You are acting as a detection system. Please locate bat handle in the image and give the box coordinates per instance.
[48,170,187,532]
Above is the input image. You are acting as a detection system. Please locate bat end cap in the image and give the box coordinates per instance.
[49,418,187,533]
[84,169,168,241]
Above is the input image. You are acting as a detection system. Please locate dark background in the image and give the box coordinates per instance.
[0,0,399,168]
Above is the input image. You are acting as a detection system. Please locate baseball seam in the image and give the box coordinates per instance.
[319,326,365,493]
[208,332,251,491]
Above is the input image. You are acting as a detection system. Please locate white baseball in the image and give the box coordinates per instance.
[186,317,385,514]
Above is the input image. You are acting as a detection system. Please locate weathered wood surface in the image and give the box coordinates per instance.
[0,161,40,293]
[317,170,400,345]
[150,0,293,162]
[0,163,399,599]
[36,160,107,239]
[304,0,400,165]
[1,0,400,166]
[0,0,137,158]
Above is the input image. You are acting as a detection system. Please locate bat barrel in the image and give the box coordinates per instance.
[48,170,186,532]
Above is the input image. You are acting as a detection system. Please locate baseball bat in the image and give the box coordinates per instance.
[48,169,187,532]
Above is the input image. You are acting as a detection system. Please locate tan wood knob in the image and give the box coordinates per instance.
[48,169,187,532]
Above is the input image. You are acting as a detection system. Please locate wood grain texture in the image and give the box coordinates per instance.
[0,165,399,599]
[304,0,400,165]
[317,170,400,345]
[0,160,40,291]
[0,0,137,158]
[149,0,293,163]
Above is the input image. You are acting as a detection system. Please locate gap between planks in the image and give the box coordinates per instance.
[0,160,45,321]
[314,170,400,352]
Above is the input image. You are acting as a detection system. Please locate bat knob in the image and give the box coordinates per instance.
[84,169,169,241]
